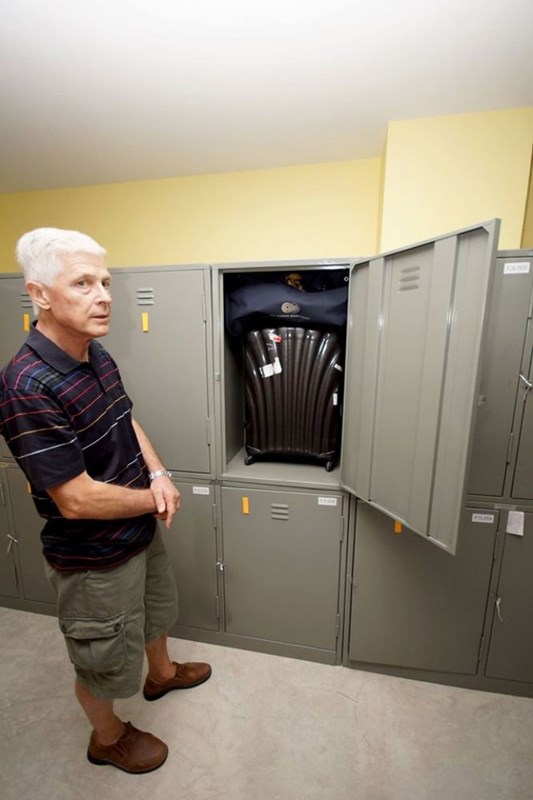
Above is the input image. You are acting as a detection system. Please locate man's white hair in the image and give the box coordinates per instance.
[16,227,107,286]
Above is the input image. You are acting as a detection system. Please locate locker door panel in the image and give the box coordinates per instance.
[165,481,218,631]
[348,503,496,674]
[104,269,211,474]
[0,470,19,598]
[468,256,533,496]
[222,486,343,651]
[6,466,54,604]
[485,512,533,683]
[342,221,500,554]
[0,277,35,460]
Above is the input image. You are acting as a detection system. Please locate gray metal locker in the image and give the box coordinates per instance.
[5,465,55,605]
[485,510,533,684]
[348,502,497,674]
[341,221,500,554]
[164,479,219,633]
[0,277,35,460]
[467,251,533,497]
[221,485,344,653]
[0,467,19,599]
[103,267,213,475]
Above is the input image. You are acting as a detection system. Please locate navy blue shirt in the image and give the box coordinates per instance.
[0,325,155,570]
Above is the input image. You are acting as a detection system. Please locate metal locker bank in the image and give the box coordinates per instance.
[1,228,533,698]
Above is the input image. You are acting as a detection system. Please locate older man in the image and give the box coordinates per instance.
[0,228,211,774]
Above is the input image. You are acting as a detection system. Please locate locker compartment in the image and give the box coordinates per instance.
[467,252,533,498]
[0,469,20,599]
[218,262,351,485]
[164,479,219,633]
[0,277,35,460]
[485,510,533,684]
[5,466,55,605]
[347,502,497,675]
[103,266,214,477]
[221,485,345,654]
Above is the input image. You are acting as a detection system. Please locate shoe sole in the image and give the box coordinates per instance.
[143,668,212,702]
[87,750,168,774]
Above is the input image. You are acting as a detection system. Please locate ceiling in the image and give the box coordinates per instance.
[1,0,532,193]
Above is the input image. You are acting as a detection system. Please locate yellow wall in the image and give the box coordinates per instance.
[0,159,381,273]
[380,108,533,251]
[521,151,533,249]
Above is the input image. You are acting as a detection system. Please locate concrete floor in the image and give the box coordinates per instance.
[0,606,532,800]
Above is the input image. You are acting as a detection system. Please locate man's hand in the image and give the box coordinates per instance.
[150,475,180,529]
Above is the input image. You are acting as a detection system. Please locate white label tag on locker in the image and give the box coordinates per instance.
[506,510,524,536]
[192,486,210,496]
[318,497,338,507]
[503,262,530,275]
[471,513,494,524]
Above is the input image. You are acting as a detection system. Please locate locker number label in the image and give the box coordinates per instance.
[471,513,494,524]
[192,486,210,495]
[506,510,524,537]
[503,261,530,275]
[318,497,338,507]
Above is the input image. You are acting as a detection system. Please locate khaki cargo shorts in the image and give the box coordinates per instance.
[45,530,178,700]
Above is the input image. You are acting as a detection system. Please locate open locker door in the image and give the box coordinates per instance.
[341,220,500,555]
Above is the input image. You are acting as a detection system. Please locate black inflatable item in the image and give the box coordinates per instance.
[243,327,344,470]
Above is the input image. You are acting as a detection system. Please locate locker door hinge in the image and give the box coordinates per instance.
[0,482,5,506]
[202,292,207,323]
[335,613,341,639]
[212,502,218,530]
[215,595,221,619]
[339,515,345,542]
[206,417,211,446]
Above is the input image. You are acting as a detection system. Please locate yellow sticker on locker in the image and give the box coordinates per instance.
[242,496,249,515]
[27,482,32,495]
[394,520,402,534]
[141,312,149,332]
[23,313,30,332]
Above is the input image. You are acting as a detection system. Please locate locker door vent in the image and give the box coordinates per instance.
[270,503,289,521]
[136,288,155,306]
[398,266,421,292]
[20,292,33,309]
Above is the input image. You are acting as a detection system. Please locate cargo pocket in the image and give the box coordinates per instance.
[59,615,127,674]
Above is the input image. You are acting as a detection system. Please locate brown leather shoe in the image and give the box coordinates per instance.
[143,660,212,701]
[87,721,168,773]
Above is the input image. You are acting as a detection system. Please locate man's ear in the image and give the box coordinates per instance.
[26,281,51,312]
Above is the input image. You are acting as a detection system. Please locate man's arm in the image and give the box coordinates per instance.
[47,419,180,528]
[47,470,159,520]
[132,417,180,527]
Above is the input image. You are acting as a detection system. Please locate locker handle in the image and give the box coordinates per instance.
[519,373,532,401]
[495,596,504,623]
[6,533,18,554]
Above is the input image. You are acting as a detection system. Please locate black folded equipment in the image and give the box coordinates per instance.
[225,270,348,471]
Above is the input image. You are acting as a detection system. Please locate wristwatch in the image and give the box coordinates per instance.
[148,468,172,481]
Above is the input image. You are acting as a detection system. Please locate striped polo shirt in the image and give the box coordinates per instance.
[0,325,156,571]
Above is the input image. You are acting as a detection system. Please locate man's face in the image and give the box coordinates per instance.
[43,252,112,340]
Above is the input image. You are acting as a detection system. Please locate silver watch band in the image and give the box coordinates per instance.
[148,468,172,481]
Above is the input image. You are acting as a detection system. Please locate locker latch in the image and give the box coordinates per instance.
[216,560,225,572]
[495,596,504,623]
[519,373,532,401]
[6,533,18,554]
